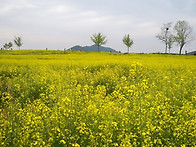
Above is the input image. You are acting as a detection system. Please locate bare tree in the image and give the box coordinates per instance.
[91,33,107,52]
[156,22,172,53]
[173,20,194,54]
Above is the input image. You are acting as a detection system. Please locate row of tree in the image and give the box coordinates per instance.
[91,20,194,54]
[156,20,194,54]
[91,33,133,53]
[1,36,23,50]
[2,20,193,54]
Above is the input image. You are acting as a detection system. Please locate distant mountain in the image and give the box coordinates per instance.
[69,45,118,53]
[187,51,196,55]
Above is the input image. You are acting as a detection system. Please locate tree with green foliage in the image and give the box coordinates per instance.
[173,20,193,54]
[91,33,107,52]
[3,42,12,50]
[122,34,133,53]
[156,22,172,53]
[14,36,23,50]
[168,35,174,53]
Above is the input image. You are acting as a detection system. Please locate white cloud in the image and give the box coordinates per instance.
[0,0,38,15]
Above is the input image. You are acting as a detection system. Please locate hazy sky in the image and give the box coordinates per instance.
[0,0,196,53]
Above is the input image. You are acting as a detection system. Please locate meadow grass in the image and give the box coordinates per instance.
[0,50,195,146]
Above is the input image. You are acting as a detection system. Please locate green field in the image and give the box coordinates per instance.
[0,50,196,146]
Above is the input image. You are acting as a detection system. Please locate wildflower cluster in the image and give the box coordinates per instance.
[0,52,195,146]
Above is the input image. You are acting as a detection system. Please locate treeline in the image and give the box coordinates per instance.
[92,20,194,55]
[1,37,22,50]
[1,20,194,54]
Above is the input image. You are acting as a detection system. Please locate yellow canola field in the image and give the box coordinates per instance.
[0,51,196,146]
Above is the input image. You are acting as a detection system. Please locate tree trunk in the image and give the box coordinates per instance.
[179,45,183,55]
[165,42,167,53]
[165,28,168,53]
[127,47,129,53]
[98,45,100,52]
